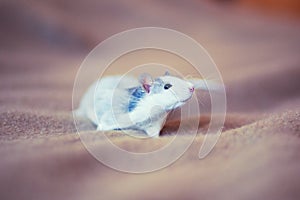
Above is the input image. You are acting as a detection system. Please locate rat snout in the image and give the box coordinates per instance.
[187,81,194,93]
[189,86,194,93]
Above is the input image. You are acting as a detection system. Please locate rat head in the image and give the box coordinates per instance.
[139,72,194,111]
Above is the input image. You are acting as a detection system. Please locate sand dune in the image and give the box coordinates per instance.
[0,0,300,199]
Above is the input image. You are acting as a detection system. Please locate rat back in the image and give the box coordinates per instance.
[75,75,139,125]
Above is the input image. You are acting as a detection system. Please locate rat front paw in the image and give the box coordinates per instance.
[144,126,161,138]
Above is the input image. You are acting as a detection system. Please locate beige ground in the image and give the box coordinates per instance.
[0,0,300,199]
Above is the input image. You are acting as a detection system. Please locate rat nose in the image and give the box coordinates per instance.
[189,87,194,93]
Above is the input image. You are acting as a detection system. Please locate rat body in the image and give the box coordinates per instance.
[75,73,215,137]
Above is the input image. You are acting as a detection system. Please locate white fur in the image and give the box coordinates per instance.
[75,74,220,137]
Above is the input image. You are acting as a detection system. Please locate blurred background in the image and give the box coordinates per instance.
[1,0,300,50]
[1,0,299,113]
[0,1,300,200]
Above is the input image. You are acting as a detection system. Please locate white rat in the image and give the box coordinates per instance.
[75,72,219,138]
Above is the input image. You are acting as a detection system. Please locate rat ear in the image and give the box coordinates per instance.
[164,71,170,76]
[138,73,153,93]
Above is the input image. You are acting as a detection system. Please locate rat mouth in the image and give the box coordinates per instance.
[180,94,193,103]
[165,93,193,111]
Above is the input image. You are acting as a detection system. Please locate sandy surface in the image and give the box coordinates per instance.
[0,0,300,199]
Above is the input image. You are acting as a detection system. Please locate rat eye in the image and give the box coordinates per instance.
[164,83,172,90]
